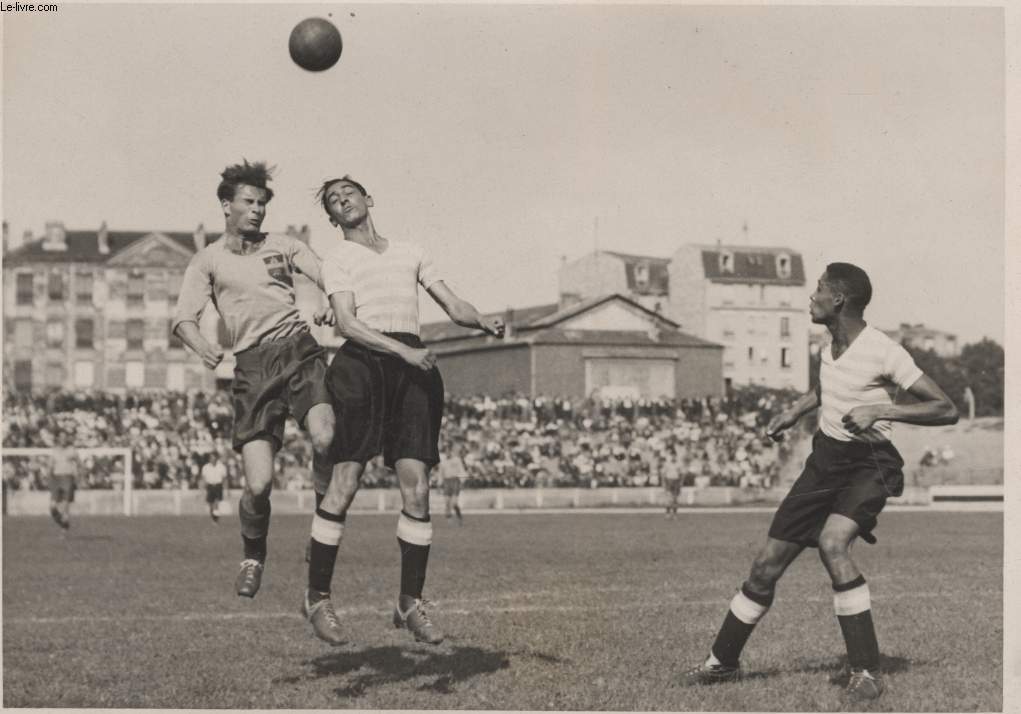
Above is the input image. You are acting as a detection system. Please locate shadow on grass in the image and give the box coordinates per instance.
[743,654,917,684]
[275,644,564,697]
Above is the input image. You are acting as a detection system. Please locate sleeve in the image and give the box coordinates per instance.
[883,340,924,390]
[416,244,444,290]
[322,248,354,297]
[171,251,215,335]
[288,238,325,291]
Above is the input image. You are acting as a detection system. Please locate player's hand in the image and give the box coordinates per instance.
[199,344,224,370]
[402,346,438,372]
[766,411,798,441]
[481,315,505,338]
[313,307,336,327]
[842,405,885,435]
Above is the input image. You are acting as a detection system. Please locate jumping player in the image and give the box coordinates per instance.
[201,453,228,522]
[680,263,958,701]
[173,160,335,601]
[302,175,503,646]
[49,434,77,532]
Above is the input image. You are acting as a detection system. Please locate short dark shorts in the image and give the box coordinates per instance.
[443,479,461,497]
[326,333,444,469]
[664,479,682,495]
[231,331,331,452]
[50,475,75,503]
[768,431,904,547]
[205,483,224,504]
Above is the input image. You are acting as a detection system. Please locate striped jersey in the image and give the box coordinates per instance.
[819,325,923,443]
[322,240,443,336]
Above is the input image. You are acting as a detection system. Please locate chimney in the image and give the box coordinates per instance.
[193,223,206,252]
[2,221,7,255]
[42,221,67,252]
[503,307,514,339]
[23,229,34,244]
[97,221,110,255]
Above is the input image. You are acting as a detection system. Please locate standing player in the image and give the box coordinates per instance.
[304,175,503,646]
[49,434,77,532]
[661,450,682,519]
[201,453,228,522]
[173,160,336,602]
[680,263,958,701]
[437,446,468,525]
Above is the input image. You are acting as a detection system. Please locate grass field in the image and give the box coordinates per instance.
[2,510,1002,711]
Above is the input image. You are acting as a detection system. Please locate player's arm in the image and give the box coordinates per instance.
[171,254,224,370]
[329,291,437,371]
[766,388,820,440]
[426,281,505,337]
[842,375,959,435]
[288,239,335,326]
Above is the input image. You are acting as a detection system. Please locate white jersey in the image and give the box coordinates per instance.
[201,462,227,487]
[818,325,923,443]
[322,240,443,336]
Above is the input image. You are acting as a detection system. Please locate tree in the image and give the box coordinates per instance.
[958,338,1004,417]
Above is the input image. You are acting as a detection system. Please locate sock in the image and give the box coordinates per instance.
[308,507,345,594]
[710,583,774,667]
[396,510,432,600]
[834,575,880,672]
[239,491,271,561]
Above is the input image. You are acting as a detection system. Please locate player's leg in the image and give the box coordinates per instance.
[235,438,276,597]
[392,457,444,644]
[303,460,365,645]
[454,490,463,524]
[819,515,884,701]
[49,493,62,526]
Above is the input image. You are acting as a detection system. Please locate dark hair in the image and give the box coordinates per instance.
[217,160,275,203]
[315,175,368,215]
[825,262,872,311]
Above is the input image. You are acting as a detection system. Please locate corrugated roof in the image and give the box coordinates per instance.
[420,302,559,343]
[602,251,670,295]
[429,325,722,356]
[699,246,805,285]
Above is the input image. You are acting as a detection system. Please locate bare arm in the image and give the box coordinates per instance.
[174,321,224,370]
[426,281,505,337]
[842,375,959,435]
[329,291,437,371]
[766,387,820,440]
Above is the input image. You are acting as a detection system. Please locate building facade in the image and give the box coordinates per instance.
[559,244,809,391]
[2,221,327,393]
[422,294,724,400]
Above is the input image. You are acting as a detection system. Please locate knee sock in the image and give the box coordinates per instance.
[239,491,271,561]
[396,510,432,601]
[308,506,345,596]
[710,583,774,667]
[834,575,880,672]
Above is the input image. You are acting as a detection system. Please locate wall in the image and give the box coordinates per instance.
[557,253,627,302]
[434,345,532,396]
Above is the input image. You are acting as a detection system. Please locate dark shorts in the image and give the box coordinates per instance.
[50,475,75,503]
[205,483,224,504]
[231,331,331,452]
[769,431,904,547]
[326,333,444,469]
[664,479,682,496]
[443,479,461,497]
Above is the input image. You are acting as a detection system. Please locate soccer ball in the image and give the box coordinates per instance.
[289,17,343,72]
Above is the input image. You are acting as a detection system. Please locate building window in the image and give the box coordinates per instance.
[634,262,650,289]
[48,272,65,301]
[719,250,734,274]
[126,319,145,351]
[46,363,65,387]
[167,271,183,304]
[781,347,792,369]
[13,360,32,390]
[168,320,184,350]
[780,317,790,338]
[46,319,64,348]
[127,270,145,308]
[16,273,34,306]
[76,272,94,305]
[776,253,792,279]
[75,318,94,349]
[125,361,145,388]
[15,319,34,348]
[74,360,95,388]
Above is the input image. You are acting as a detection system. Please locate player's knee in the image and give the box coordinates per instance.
[818,532,851,561]
[749,556,782,590]
[308,429,334,458]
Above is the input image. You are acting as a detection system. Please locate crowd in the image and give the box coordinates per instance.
[2,387,804,493]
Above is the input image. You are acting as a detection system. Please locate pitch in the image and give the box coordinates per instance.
[2,510,1002,710]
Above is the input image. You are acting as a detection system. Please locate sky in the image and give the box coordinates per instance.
[1,2,1007,344]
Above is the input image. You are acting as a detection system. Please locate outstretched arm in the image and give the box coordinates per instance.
[842,375,959,435]
[766,387,821,441]
[329,291,437,371]
[426,281,505,337]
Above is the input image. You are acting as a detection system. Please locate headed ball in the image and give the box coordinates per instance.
[289,17,343,72]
